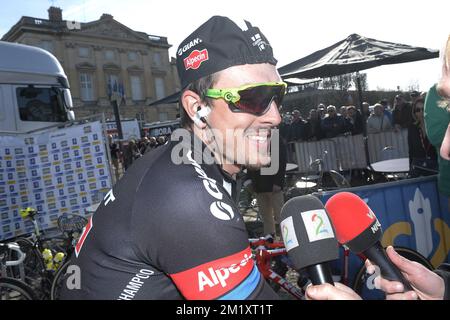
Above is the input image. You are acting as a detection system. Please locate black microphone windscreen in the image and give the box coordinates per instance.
[280,195,339,270]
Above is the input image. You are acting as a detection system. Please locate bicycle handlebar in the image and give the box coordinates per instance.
[3,242,26,267]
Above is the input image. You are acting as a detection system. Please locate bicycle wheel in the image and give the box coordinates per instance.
[0,277,37,300]
[13,237,51,299]
[50,260,71,300]
[352,246,433,297]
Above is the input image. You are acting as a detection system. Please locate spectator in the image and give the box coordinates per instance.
[157,135,168,147]
[108,134,121,182]
[392,94,413,129]
[279,113,292,141]
[361,102,371,118]
[289,109,307,141]
[408,98,438,177]
[139,137,151,155]
[339,106,348,118]
[424,34,450,210]
[321,105,349,138]
[123,139,141,170]
[305,109,323,141]
[346,105,364,135]
[317,103,326,119]
[380,99,394,125]
[367,103,393,134]
[410,90,421,105]
[148,136,158,149]
[247,135,287,237]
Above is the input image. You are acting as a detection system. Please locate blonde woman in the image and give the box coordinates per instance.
[424,35,450,208]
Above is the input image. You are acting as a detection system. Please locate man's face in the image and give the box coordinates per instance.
[395,96,405,106]
[327,108,336,118]
[347,108,355,117]
[310,110,318,119]
[374,106,383,116]
[206,63,282,171]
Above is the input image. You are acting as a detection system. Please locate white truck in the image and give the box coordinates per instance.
[0,41,74,133]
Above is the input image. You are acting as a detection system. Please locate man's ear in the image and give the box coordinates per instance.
[181,90,207,128]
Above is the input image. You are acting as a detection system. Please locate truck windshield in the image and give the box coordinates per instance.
[16,86,68,122]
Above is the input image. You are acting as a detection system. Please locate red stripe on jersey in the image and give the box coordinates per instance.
[169,247,254,300]
[75,216,93,257]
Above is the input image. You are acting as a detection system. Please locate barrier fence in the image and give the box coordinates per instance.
[291,129,409,173]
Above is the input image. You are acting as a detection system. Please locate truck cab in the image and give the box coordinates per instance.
[0,41,74,133]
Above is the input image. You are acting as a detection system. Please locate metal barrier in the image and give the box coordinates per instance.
[291,129,409,172]
[367,129,409,163]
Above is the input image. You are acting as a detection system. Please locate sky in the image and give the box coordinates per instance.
[1,0,449,91]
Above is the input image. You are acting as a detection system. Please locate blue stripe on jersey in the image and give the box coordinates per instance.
[218,265,260,300]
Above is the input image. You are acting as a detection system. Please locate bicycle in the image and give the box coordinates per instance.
[0,242,37,300]
[50,213,88,300]
[249,235,305,300]
[11,208,87,299]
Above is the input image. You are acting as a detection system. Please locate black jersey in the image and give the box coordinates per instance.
[59,133,278,300]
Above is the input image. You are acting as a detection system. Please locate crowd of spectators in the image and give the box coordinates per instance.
[108,134,170,181]
[280,92,425,142]
[279,92,439,177]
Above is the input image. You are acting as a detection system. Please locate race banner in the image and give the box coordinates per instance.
[0,121,111,240]
[317,175,450,291]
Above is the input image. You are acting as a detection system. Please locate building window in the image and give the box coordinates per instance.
[106,74,124,99]
[153,52,162,66]
[154,77,165,100]
[80,73,95,101]
[37,40,53,53]
[78,47,90,58]
[128,51,137,61]
[158,112,168,122]
[104,50,115,60]
[130,75,143,101]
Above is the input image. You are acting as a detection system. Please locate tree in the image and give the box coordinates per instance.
[321,72,368,91]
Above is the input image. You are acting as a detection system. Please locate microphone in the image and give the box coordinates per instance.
[280,195,339,285]
[325,192,413,291]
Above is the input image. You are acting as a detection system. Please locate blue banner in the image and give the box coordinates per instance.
[317,175,450,288]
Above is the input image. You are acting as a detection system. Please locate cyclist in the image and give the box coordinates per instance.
[60,16,283,299]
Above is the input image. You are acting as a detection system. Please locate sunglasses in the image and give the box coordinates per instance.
[205,82,287,116]
[414,108,423,113]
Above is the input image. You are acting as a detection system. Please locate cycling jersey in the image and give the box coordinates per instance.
[59,133,278,300]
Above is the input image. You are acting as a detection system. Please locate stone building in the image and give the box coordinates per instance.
[1,6,180,125]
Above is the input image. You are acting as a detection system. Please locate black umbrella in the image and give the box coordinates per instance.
[278,33,439,167]
[278,33,439,79]
[148,91,181,106]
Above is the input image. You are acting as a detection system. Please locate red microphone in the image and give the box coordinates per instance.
[325,192,413,292]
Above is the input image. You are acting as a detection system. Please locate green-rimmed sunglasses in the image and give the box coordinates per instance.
[205,82,287,116]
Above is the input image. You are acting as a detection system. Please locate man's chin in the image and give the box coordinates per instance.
[245,158,271,170]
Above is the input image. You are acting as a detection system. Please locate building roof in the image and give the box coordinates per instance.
[1,11,171,49]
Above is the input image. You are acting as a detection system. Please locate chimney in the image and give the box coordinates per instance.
[100,14,113,20]
[48,6,63,21]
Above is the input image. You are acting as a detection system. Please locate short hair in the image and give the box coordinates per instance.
[179,73,218,128]
[373,103,383,110]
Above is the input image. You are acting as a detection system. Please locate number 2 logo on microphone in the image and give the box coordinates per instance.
[302,209,335,242]
[312,213,328,235]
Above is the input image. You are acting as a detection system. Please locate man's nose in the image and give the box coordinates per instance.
[260,100,281,126]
